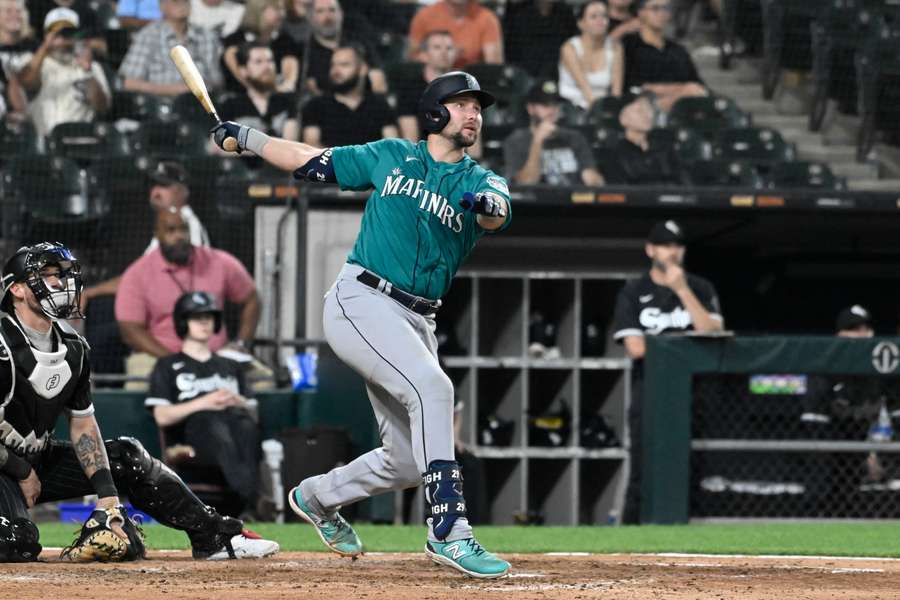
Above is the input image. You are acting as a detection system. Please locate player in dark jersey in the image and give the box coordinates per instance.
[611,220,723,523]
[0,242,278,562]
[147,291,262,518]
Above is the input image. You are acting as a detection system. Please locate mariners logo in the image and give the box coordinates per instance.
[872,341,900,374]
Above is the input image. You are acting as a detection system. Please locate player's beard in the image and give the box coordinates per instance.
[447,125,477,149]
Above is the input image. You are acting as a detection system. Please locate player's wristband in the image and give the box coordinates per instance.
[89,468,118,499]
[243,127,271,156]
[0,445,32,480]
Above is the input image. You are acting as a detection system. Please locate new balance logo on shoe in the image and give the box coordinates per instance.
[445,542,465,560]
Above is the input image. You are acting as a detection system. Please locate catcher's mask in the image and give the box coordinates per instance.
[1,242,84,321]
[173,291,223,339]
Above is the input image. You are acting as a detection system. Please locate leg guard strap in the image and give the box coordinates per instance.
[423,460,466,541]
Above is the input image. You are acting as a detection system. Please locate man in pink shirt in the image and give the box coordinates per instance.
[115,207,260,382]
[408,0,503,68]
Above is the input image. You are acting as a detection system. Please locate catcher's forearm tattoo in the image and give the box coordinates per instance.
[74,431,109,475]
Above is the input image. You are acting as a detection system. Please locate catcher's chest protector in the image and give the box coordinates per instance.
[0,315,85,455]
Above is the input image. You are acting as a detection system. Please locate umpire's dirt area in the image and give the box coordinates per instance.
[2,551,898,599]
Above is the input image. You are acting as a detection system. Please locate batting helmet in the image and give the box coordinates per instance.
[173,291,222,339]
[418,71,496,134]
[1,242,83,321]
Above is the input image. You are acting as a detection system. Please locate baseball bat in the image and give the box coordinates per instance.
[169,44,238,152]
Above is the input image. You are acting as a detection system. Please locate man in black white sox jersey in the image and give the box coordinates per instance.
[612,219,724,523]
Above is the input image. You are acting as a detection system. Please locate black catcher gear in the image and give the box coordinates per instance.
[173,291,223,339]
[1,242,84,320]
[0,516,41,562]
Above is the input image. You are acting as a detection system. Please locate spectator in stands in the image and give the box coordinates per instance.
[190,0,244,37]
[0,0,36,77]
[221,0,299,93]
[148,291,263,519]
[408,0,503,68]
[23,7,110,138]
[81,161,211,313]
[613,220,723,524]
[301,43,397,147]
[27,0,105,55]
[608,0,639,40]
[836,305,875,338]
[220,42,299,139]
[304,0,386,94]
[119,0,223,97]
[600,96,685,185]
[115,207,259,383]
[503,0,576,80]
[116,0,161,30]
[395,29,456,142]
[558,0,623,110]
[281,0,309,44]
[621,0,705,107]
[504,80,603,186]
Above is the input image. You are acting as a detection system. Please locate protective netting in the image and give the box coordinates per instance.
[691,373,900,518]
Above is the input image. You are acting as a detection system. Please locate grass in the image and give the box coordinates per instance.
[36,522,900,557]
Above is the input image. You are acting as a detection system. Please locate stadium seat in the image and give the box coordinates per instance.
[766,161,846,190]
[647,127,712,163]
[110,91,172,123]
[465,63,532,113]
[481,122,519,168]
[667,96,751,137]
[712,127,795,168]
[385,61,423,95]
[209,176,255,271]
[47,121,131,165]
[589,126,627,175]
[0,120,40,165]
[587,96,629,129]
[131,120,210,159]
[687,159,762,187]
[2,156,110,245]
[181,156,252,230]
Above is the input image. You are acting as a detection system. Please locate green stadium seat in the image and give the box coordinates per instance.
[713,127,795,167]
[766,161,846,190]
[647,127,712,163]
[687,159,762,187]
[47,121,131,165]
[110,91,172,123]
[465,63,532,113]
[171,92,218,126]
[0,120,40,165]
[586,96,629,129]
[667,96,751,138]
[131,120,210,159]
[385,61,423,95]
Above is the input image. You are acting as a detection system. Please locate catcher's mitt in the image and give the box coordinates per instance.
[60,505,146,562]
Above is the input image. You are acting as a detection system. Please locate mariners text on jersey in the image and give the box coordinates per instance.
[381,171,465,233]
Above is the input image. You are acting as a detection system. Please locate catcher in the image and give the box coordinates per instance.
[0,242,279,562]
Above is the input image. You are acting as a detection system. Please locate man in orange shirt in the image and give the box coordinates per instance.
[408,0,503,68]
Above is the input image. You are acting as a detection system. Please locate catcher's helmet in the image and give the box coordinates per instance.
[173,291,223,338]
[1,242,84,320]
[418,71,495,134]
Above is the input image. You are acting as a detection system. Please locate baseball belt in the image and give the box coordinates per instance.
[356,271,441,316]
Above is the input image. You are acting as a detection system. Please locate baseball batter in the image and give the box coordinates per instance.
[211,71,511,578]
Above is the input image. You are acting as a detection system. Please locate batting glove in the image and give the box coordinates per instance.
[210,121,246,153]
[460,192,507,218]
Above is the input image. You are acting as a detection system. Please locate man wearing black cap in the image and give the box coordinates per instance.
[504,79,603,186]
[836,305,875,338]
[613,219,722,523]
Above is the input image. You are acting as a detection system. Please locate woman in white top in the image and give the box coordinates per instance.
[558,1,624,110]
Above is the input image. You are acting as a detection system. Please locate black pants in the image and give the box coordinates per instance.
[183,409,261,508]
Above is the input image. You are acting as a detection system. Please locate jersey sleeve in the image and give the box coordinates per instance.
[612,283,643,341]
[694,277,723,321]
[64,345,94,417]
[473,170,512,232]
[331,139,391,191]
[0,342,12,407]
[146,359,177,409]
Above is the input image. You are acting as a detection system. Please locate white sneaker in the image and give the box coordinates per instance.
[205,530,280,560]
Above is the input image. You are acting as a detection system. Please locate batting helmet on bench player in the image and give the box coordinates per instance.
[418,71,496,134]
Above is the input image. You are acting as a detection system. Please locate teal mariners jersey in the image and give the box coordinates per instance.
[331,138,512,300]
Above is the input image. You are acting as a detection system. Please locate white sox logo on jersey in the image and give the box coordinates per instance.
[381,173,465,233]
[639,306,692,334]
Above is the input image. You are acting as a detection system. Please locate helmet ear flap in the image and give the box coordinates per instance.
[422,103,451,134]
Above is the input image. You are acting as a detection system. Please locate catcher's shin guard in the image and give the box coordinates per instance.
[107,437,240,537]
[60,505,145,562]
[0,516,41,562]
[423,460,466,540]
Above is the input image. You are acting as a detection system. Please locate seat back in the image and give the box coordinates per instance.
[587,96,630,129]
[47,121,131,164]
[131,120,210,159]
[466,63,533,114]
[648,127,712,163]
[687,159,762,187]
[668,96,752,137]
[713,127,795,164]
[767,160,845,190]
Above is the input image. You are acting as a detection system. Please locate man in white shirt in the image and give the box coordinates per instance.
[25,7,110,138]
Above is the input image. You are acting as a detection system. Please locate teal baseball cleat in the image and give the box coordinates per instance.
[425,538,510,578]
[288,486,363,557]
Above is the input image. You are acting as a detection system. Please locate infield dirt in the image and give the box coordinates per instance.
[2,551,897,599]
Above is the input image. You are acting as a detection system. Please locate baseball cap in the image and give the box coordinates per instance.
[527,80,563,105]
[835,305,872,332]
[44,7,80,34]
[647,220,686,245]
[150,160,188,186]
